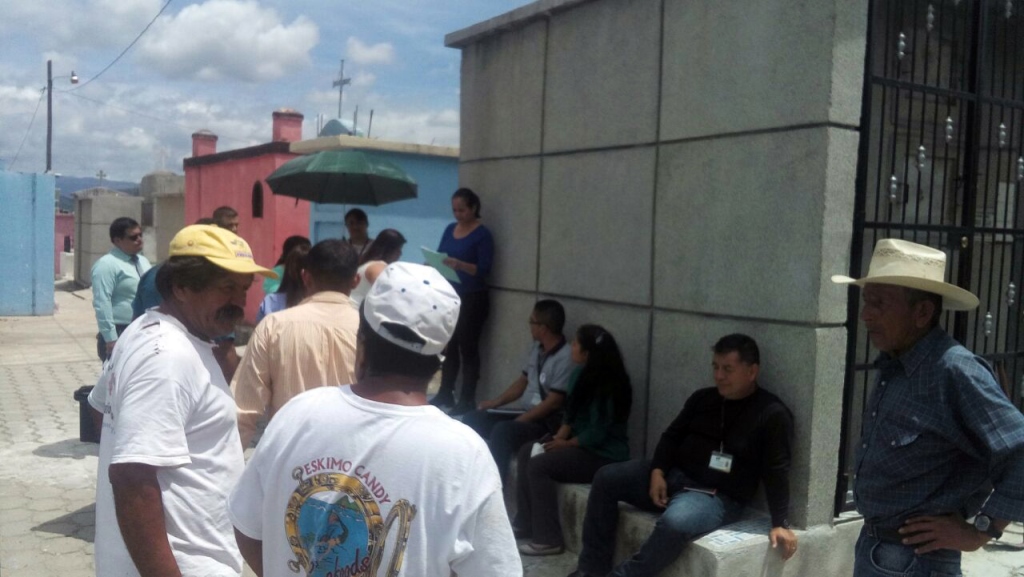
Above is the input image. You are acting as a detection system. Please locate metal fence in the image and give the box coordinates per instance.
[837,0,1024,514]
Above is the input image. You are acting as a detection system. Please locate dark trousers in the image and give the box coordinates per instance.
[96,324,129,362]
[515,443,616,546]
[439,290,489,404]
[461,409,517,440]
[577,459,742,577]
[488,419,548,483]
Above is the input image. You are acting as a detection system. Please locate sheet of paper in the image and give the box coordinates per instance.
[486,408,526,415]
[421,246,460,283]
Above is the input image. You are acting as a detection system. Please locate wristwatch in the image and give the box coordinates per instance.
[973,514,1003,540]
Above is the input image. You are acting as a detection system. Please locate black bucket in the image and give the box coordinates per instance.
[73,385,100,443]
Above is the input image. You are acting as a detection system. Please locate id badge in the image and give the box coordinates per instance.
[708,451,733,473]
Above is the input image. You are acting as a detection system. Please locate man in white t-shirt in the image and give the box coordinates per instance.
[228,263,521,577]
[93,224,277,577]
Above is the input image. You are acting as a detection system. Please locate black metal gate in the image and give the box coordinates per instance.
[837,0,1024,515]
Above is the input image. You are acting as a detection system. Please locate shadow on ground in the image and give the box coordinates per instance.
[33,438,99,460]
[32,503,95,542]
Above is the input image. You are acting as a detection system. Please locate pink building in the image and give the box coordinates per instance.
[183,109,308,323]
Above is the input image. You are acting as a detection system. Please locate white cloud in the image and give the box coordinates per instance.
[346,37,395,66]
[136,0,319,82]
[352,71,377,88]
[366,108,459,147]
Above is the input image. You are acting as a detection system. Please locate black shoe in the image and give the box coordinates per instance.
[448,400,475,416]
[430,391,454,408]
[567,571,601,577]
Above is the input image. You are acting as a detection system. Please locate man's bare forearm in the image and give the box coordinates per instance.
[110,463,182,577]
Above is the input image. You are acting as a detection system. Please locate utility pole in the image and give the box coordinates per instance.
[45,60,77,173]
[332,59,351,119]
[46,60,53,173]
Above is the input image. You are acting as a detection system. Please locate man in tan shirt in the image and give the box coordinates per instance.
[232,239,361,448]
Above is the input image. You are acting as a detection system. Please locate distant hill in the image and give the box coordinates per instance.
[55,176,138,212]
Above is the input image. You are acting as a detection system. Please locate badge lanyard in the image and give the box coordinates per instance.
[709,402,734,473]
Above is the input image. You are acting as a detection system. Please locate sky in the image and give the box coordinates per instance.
[0,0,525,182]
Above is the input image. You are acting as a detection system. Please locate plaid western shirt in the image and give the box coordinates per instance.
[854,327,1024,528]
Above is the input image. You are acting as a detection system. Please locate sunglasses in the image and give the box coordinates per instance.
[125,234,142,241]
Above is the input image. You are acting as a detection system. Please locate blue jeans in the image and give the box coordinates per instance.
[853,528,962,577]
[577,459,743,577]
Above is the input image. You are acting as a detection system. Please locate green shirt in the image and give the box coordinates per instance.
[90,247,151,341]
[564,367,630,462]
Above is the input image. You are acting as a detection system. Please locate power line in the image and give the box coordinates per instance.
[70,0,175,91]
[9,89,45,170]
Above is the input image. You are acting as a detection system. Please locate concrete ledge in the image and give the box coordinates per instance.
[556,484,859,576]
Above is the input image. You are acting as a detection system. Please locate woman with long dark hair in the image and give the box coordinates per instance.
[256,244,311,323]
[515,324,632,556]
[349,228,407,309]
[262,235,310,295]
[431,187,495,414]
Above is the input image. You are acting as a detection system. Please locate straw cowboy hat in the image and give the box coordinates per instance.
[831,238,979,311]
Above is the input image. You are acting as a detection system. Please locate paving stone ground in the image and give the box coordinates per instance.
[1,282,1021,576]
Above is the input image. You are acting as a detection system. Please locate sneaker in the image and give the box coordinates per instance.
[511,526,532,540]
[518,542,564,556]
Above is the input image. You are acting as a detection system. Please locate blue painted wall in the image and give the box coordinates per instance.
[0,171,55,315]
[309,151,458,262]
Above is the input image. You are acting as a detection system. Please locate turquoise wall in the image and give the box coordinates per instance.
[309,151,458,261]
[0,171,55,315]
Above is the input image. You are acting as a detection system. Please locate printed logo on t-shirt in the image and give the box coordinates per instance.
[285,458,416,577]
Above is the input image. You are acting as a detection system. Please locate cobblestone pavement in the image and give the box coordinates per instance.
[0,285,101,577]
[1,283,1022,577]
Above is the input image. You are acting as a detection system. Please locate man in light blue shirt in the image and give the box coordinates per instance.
[91,217,151,361]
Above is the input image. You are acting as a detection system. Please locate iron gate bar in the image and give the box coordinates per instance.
[835,0,1024,516]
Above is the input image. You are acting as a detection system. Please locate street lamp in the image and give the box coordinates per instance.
[46,59,78,173]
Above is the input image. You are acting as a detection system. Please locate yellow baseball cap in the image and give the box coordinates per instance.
[169,225,278,278]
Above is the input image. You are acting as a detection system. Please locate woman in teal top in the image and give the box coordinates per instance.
[515,324,632,556]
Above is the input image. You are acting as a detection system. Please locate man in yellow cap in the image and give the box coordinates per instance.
[93,225,277,577]
[833,238,1024,577]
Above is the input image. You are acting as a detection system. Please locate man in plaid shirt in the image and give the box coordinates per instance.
[834,238,1024,577]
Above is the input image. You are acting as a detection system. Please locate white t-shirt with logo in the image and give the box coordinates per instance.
[228,386,521,577]
[94,310,244,577]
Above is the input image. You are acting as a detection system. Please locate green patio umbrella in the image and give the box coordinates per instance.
[266,149,418,205]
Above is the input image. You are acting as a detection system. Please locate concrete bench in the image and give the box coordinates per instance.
[553,483,858,577]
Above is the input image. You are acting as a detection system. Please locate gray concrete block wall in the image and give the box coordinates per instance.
[449,0,867,536]
[543,0,661,152]
[539,148,656,304]
[460,159,542,292]
[459,20,547,161]
[154,194,185,262]
[476,290,541,401]
[653,127,857,324]
[660,0,866,140]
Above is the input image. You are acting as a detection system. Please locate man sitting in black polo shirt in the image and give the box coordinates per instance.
[568,334,798,577]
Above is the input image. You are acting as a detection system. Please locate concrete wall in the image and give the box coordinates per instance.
[73,193,143,288]
[448,0,867,531]
[0,171,55,316]
[54,213,74,278]
[142,171,186,262]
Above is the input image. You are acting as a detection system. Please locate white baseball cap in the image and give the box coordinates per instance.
[363,262,461,356]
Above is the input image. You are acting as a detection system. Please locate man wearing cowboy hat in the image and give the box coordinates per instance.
[833,238,1024,577]
[93,225,278,577]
